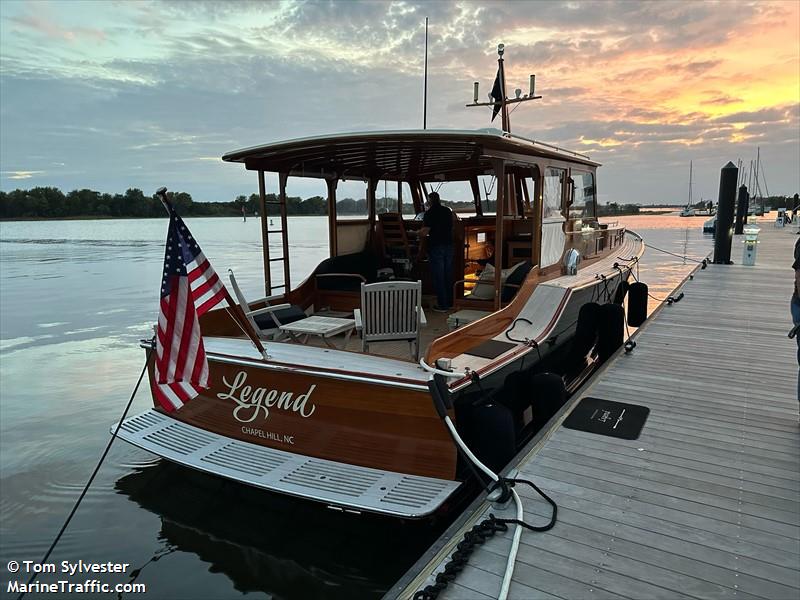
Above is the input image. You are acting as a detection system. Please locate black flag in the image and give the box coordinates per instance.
[490,69,502,122]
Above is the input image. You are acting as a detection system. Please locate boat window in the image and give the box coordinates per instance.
[283,178,330,288]
[427,181,475,216]
[570,170,596,220]
[521,176,537,217]
[376,180,394,214]
[543,167,565,219]
[399,182,415,216]
[336,180,369,218]
[476,175,497,215]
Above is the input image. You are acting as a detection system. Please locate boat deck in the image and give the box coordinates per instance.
[388,224,799,599]
[303,308,452,361]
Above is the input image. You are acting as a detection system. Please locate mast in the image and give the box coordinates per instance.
[497,47,510,132]
[466,44,541,133]
[688,161,693,207]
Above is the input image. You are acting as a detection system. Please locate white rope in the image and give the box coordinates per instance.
[441,413,522,600]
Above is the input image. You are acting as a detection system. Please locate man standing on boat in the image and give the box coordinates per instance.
[420,192,454,312]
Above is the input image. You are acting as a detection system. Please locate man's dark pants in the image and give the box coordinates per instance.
[429,244,453,308]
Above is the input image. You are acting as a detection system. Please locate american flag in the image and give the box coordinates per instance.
[154,206,227,412]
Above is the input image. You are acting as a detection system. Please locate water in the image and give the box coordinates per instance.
[0,215,712,599]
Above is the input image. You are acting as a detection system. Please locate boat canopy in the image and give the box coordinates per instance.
[222,129,599,180]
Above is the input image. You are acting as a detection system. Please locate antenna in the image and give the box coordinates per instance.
[423,17,428,130]
[465,44,541,134]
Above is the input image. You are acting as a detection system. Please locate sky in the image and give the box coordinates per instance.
[0,0,798,205]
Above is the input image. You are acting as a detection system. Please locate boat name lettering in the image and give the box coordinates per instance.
[217,371,317,422]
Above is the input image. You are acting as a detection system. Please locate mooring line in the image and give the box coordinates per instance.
[17,348,153,600]
[646,242,708,265]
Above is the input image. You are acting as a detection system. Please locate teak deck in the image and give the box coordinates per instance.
[389,224,799,600]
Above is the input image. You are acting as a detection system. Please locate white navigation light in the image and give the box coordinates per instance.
[497,43,505,55]
[515,88,522,99]
[473,82,479,103]
[529,74,535,96]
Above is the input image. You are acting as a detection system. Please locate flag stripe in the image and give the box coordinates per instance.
[197,288,227,316]
[173,283,198,382]
[157,290,178,383]
[166,279,189,380]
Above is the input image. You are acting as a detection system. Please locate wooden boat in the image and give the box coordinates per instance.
[115,46,644,519]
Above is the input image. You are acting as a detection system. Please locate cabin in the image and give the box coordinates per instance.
[199,129,626,364]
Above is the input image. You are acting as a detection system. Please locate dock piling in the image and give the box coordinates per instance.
[713,161,738,264]
[734,185,749,235]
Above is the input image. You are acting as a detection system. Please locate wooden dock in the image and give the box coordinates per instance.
[389,224,799,600]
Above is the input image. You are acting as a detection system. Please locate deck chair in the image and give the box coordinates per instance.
[228,270,307,340]
[354,280,426,360]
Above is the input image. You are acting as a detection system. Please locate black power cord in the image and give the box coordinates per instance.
[413,478,557,600]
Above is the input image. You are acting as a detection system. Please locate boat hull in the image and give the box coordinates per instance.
[123,231,643,516]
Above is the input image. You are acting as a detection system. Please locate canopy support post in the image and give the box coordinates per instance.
[492,158,506,310]
[326,178,338,257]
[469,175,483,217]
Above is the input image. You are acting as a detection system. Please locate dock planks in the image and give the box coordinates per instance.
[389,224,799,600]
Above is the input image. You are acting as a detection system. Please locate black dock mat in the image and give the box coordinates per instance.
[464,339,516,359]
[563,397,649,440]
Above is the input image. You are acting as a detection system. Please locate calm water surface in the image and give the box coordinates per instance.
[0,215,712,599]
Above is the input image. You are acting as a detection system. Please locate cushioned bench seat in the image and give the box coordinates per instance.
[315,250,379,292]
[253,305,308,330]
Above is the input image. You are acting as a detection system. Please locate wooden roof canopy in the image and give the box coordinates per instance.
[221,129,599,181]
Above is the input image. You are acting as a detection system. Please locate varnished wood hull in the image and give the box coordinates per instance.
[148,356,458,481]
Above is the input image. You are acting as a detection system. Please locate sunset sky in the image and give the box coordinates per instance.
[1,0,798,205]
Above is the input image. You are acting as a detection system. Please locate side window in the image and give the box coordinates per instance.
[570,170,596,219]
[543,167,565,219]
[336,180,369,217]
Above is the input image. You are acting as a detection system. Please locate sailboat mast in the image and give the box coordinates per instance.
[688,161,692,206]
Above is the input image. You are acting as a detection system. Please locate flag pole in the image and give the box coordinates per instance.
[154,187,269,359]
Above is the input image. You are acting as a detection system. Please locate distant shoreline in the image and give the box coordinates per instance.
[2,211,671,222]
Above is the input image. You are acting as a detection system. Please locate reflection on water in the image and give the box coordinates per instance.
[114,463,445,600]
[0,215,713,598]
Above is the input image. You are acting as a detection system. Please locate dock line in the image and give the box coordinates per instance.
[416,374,557,600]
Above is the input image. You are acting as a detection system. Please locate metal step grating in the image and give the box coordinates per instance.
[120,411,161,434]
[113,410,460,518]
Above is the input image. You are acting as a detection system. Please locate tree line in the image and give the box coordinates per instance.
[596,203,641,216]
[2,186,794,220]
[0,187,488,220]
